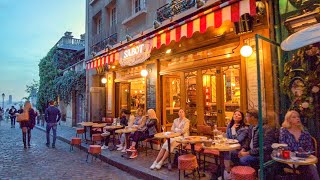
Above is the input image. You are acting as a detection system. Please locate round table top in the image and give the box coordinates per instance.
[104,125,123,130]
[271,155,318,166]
[92,123,107,128]
[203,143,241,152]
[175,136,208,144]
[78,122,98,126]
[115,128,137,134]
[154,132,181,139]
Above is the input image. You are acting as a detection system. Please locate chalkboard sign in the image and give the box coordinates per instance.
[146,63,157,110]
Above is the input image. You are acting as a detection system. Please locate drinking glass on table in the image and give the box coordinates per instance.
[161,125,165,132]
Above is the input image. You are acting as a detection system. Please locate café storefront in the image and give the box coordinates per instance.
[86,0,277,130]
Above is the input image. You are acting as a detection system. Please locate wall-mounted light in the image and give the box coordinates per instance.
[141,69,148,77]
[101,77,107,84]
[126,34,133,42]
[196,0,205,8]
[240,45,253,57]
[166,49,172,54]
[153,20,161,29]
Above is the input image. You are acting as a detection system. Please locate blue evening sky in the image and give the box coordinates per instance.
[0,0,85,101]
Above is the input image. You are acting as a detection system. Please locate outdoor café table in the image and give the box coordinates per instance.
[92,123,107,132]
[271,154,318,174]
[104,125,123,151]
[78,122,98,142]
[204,142,241,180]
[176,136,207,155]
[154,132,181,170]
[115,127,138,159]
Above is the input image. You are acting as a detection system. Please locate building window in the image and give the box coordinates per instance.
[110,7,116,27]
[95,16,102,34]
[133,0,145,14]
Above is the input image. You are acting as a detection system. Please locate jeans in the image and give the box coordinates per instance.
[239,155,259,166]
[10,116,16,126]
[46,123,57,146]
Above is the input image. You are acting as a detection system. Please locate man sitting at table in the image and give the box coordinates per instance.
[231,109,278,167]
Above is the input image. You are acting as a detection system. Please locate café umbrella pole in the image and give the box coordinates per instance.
[255,34,280,180]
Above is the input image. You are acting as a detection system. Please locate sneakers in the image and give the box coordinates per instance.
[46,143,50,147]
[155,161,163,170]
[52,144,56,148]
[150,161,158,170]
[126,146,136,152]
[121,148,126,153]
[129,151,138,159]
[223,170,231,180]
[117,146,124,151]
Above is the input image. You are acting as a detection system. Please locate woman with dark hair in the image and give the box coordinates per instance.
[224,110,249,178]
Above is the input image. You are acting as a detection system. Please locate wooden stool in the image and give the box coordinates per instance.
[231,166,256,180]
[70,137,81,151]
[92,134,102,145]
[178,154,200,180]
[101,132,110,150]
[76,128,85,139]
[86,145,102,162]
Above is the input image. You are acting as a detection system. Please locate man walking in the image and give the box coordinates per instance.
[9,106,17,128]
[45,100,61,148]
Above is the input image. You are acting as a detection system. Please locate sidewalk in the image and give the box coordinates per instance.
[35,123,212,180]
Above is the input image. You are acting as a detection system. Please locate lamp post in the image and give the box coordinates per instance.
[2,93,5,110]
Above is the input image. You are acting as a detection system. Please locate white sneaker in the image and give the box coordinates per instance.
[116,144,123,148]
[224,170,231,180]
[150,161,158,170]
[117,146,124,151]
[155,161,163,170]
[121,148,126,153]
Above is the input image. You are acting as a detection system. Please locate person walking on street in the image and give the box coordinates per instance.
[45,100,61,148]
[18,101,37,148]
[9,106,17,128]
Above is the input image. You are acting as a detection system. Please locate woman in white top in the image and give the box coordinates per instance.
[150,109,190,170]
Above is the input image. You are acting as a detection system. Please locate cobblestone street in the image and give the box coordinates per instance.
[0,120,139,180]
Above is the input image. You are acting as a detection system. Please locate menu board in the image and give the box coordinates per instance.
[146,63,157,110]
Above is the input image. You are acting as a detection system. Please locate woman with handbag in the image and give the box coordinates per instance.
[127,109,158,159]
[17,101,37,149]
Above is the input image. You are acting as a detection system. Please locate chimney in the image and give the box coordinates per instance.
[64,31,73,37]
[80,34,85,40]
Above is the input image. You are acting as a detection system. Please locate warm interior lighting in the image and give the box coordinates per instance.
[101,77,107,84]
[166,49,172,54]
[111,66,116,69]
[240,45,253,57]
[141,69,148,77]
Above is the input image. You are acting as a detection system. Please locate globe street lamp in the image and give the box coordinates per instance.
[2,93,5,109]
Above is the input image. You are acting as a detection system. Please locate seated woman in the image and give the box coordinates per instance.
[150,109,190,170]
[127,109,158,159]
[116,109,141,152]
[224,110,249,177]
[279,110,319,180]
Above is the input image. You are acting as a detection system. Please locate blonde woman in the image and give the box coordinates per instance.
[150,109,190,170]
[279,110,319,180]
[18,101,37,148]
[127,109,158,159]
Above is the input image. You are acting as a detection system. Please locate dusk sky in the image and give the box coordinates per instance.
[0,0,85,102]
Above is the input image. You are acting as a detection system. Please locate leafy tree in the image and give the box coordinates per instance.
[24,79,39,100]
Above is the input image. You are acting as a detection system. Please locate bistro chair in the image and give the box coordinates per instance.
[92,134,102,145]
[142,138,161,156]
[178,154,200,180]
[76,128,85,139]
[231,166,255,180]
[86,145,102,162]
[70,137,81,152]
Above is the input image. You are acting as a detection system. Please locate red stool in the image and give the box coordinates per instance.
[86,145,102,162]
[92,134,102,145]
[178,154,200,180]
[231,166,256,180]
[70,137,81,151]
[76,128,85,139]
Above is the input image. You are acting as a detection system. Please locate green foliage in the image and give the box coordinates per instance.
[54,70,86,104]
[37,46,82,113]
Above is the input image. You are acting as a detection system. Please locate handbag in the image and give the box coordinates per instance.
[17,111,29,122]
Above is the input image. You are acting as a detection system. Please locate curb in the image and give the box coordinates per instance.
[35,125,162,180]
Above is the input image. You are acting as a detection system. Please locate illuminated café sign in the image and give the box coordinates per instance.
[119,42,151,67]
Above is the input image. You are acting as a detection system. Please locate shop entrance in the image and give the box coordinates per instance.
[116,78,146,115]
[162,63,241,128]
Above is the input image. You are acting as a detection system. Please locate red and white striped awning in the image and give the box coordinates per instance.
[86,0,256,70]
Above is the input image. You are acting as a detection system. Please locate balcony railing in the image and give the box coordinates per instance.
[56,36,85,51]
[156,0,196,22]
[90,33,117,54]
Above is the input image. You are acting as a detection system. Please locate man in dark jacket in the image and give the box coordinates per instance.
[45,100,61,148]
[9,106,17,128]
[231,109,278,166]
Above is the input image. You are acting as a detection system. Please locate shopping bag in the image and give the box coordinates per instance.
[16,112,29,122]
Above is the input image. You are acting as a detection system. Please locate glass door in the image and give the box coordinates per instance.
[119,83,130,111]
